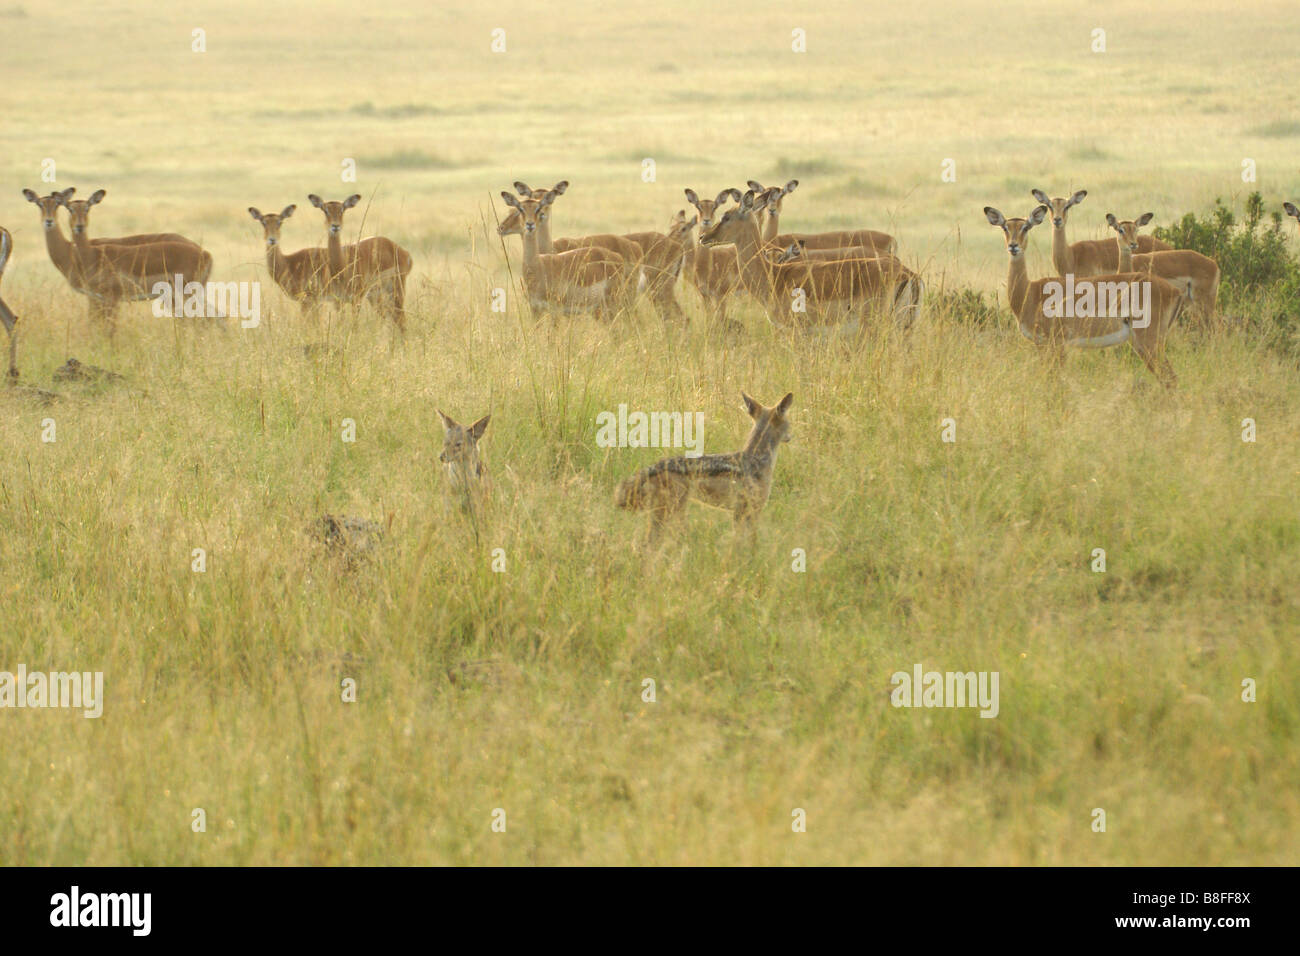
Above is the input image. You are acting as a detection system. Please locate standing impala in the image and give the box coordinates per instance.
[499,190,634,319]
[248,205,335,314]
[1105,212,1220,324]
[699,189,922,329]
[60,189,213,330]
[307,194,413,332]
[0,227,19,378]
[682,187,745,325]
[1030,188,1170,275]
[748,178,896,255]
[985,205,1184,386]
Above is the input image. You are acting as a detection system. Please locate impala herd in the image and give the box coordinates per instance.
[6,178,1300,396]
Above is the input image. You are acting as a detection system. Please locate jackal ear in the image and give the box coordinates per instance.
[437,408,458,431]
[1285,201,1300,219]
[984,207,1005,227]
[1105,213,1120,230]
[684,188,700,205]
[1030,188,1051,205]
[344,194,361,209]
[469,414,490,441]
[776,392,794,414]
[1069,189,1087,206]
[741,392,761,418]
[1136,212,1154,227]
[308,194,324,208]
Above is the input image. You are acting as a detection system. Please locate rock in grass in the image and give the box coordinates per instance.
[52,357,123,383]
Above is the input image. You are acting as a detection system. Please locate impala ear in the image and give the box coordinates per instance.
[684,188,700,205]
[513,181,532,196]
[308,194,324,208]
[726,188,743,202]
[248,207,264,222]
[88,189,105,205]
[1137,212,1154,227]
[984,207,1005,227]
[59,187,77,201]
[501,191,521,209]
[468,414,490,442]
[740,190,755,212]
[785,243,799,255]
[1285,202,1300,219]
[746,180,764,192]
[783,179,799,194]
[741,392,761,418]
[686,215,698,229]
[1028,205,1047,225]
[1031,188,1051,205]
[714,189,734,207]
[552,180,569,195]
[777,392,794,414]
[541,190,557,206]
[1105,213,1120,230]
[1069,190,1087,206]
[22,188,38,203]
[281,204,296,219]
[344,194,361,209]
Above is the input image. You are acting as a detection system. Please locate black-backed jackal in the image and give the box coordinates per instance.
[439,410,492,515]
[615,391,793,543]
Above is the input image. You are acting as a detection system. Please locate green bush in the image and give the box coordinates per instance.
[1154,192,1300,356]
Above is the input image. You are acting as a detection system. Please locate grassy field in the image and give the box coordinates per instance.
[1,0,1298,865]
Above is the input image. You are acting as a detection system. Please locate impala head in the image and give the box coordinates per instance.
[747,179,798,219]
[1284,202,1300,225]
[684,187,740,230]
[698,189,760,246]
[666,209,698,242]
[1030,188,1087,228]
[23,187,76,231]
[308,193,360,236]
[500,190,556,235]
[1105,212,1155,252]
[60,188,106,237]
[438,409,490,493]
[985,205,1047,258]
[498,180,568,235]
[742,391,795,445]
[248,205,297,246]
[773,241,805,264]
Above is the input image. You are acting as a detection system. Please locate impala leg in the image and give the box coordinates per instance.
[0,299,17,380]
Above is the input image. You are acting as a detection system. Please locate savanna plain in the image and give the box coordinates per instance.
[0,0,1297,865]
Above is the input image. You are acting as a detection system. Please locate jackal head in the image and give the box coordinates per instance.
[438,409,491,501]
[742,391,794,452]
[1030,188,1087,229]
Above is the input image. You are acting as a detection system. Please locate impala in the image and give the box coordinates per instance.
[1105,212,1220,324]
[985,205,1184,386]
[0,226,18,378]
[1030,188,1170,275]
[700,189,923,329]
[745,179,799,242]
[499,190,633,319]
[248,205,335,313]
[60,189,213,329]
[1285,201,1300,225]
[749,179,896,255]
[497,180,568,252]
[682,187,746,325]
[22,187,198,297]
[307,194,413,331]
[616,214,693,322]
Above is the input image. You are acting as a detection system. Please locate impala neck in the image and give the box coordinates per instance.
[266,243,293,289]
[729,217,774,300]
[1116,240,1134,271]
[326,230,346,275]
[42,220,77,275]
[761,208,779,243]
[537,216,554,254]
[520,227,541,276]
[1006,250,1030,319]
[1050,221,1072,275]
